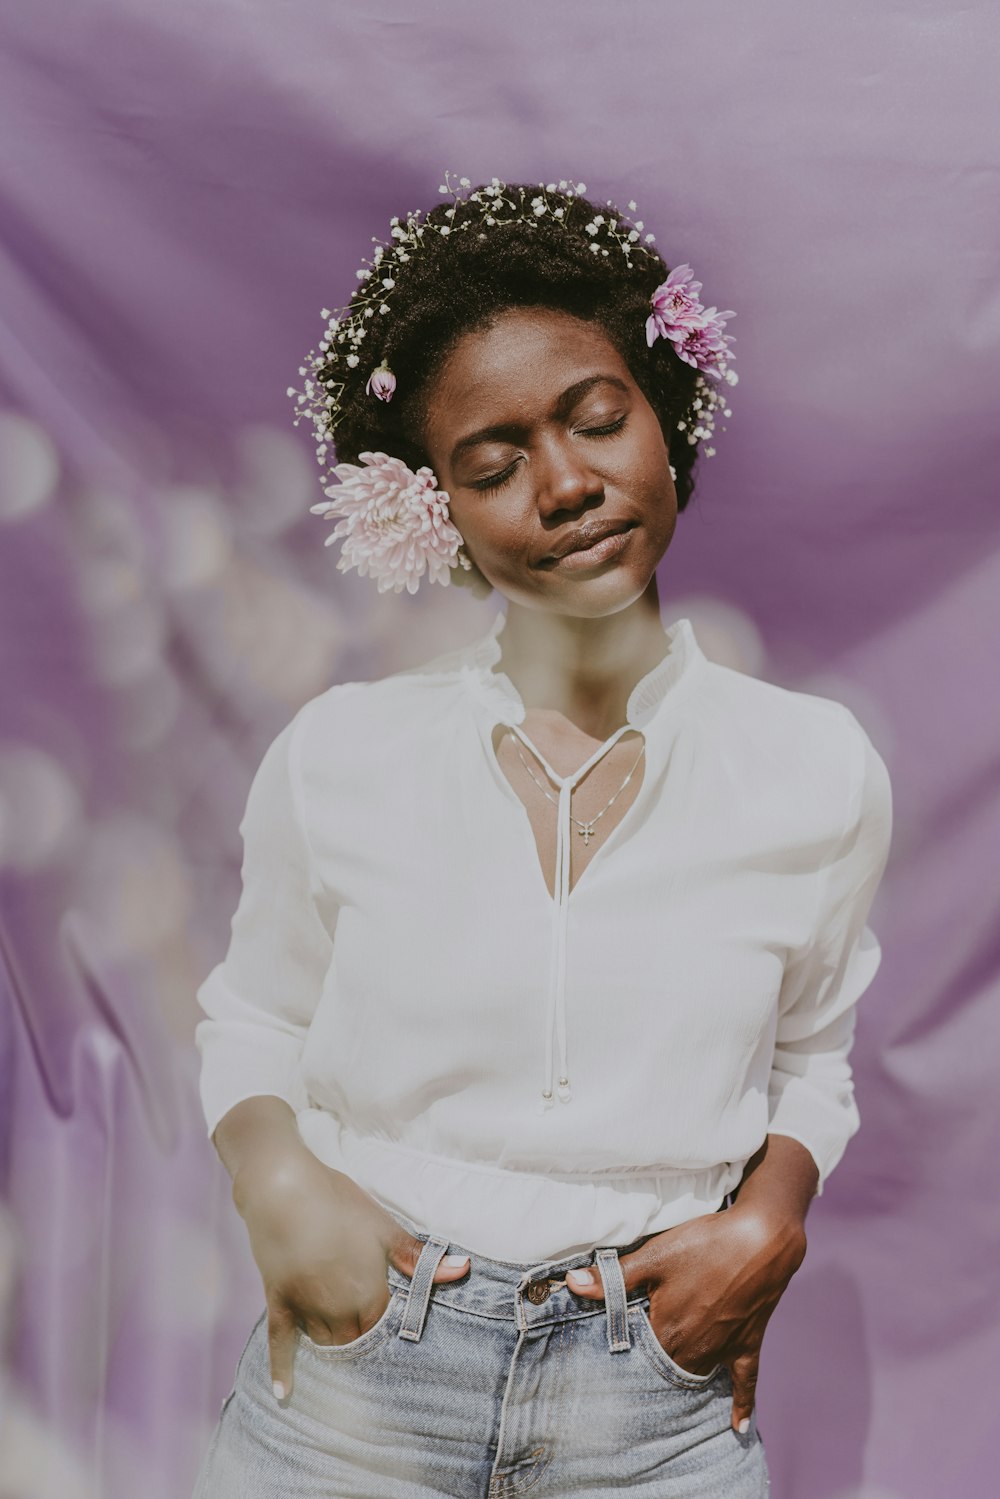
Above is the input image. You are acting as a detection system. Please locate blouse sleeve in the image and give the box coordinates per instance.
[767,713,893,1194]
[194,701,334,1143]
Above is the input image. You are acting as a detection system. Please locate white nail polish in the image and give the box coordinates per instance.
[738,1417,750,1434]
[273,1381,286,1401]
[443,1253,469,1266]
[568,1268,593,1283]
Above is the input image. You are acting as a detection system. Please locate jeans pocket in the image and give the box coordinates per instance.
[296,1281,406,1362]
[631,1300,724,1390]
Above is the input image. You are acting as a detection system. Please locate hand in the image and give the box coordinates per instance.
[566,1203,807,1433]
[233,1147,469,1403]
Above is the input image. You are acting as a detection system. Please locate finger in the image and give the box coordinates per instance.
[729,1352,759,1434]
[433,1252,471,1281]
[267,1302,298,1404]
[565,1266,605,1299]
[389,1235,470,1281]
[614,1244,674,1296]
[566,1247,661,1300]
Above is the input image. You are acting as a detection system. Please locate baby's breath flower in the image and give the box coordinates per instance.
[289,172,737,576]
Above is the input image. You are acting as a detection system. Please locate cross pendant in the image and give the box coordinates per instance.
[577,822,596,846]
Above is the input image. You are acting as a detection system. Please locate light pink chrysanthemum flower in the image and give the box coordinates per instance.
[365,362,396,401]
[309,451,470,595]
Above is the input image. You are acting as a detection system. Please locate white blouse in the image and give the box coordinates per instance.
[195,610,893,1262]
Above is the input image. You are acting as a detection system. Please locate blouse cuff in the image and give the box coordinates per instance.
[195,1016,310,1142]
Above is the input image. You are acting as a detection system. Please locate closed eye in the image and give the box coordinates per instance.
[471,459,522,494]
[579,415,628,439]
[470,415,628,493]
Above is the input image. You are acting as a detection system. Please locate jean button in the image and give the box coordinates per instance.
[525,1278,552,1305]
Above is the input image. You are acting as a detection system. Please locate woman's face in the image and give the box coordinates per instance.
[420,307,678,617]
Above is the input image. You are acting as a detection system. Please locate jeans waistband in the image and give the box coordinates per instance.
[381,1195,733,1346]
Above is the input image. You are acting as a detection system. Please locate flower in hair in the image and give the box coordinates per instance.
[646,263,736,381]
[670,310,736,381]
[645,264,705,347]
[288,175,741,591]
[365,361,396,401]
[309,451,472,595]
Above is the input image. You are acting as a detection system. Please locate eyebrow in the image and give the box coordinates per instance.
[450,374,630,463]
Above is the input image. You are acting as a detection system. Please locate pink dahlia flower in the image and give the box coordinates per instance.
[365,362,396,401]
[646,264,737,380]
[309,451,466,595]
[645,264,706,348]
[668,307,736,380]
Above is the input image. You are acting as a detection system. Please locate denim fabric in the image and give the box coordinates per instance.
[194,1203,770,1497]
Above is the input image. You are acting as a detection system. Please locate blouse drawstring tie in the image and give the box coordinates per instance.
[507,721,635,1114]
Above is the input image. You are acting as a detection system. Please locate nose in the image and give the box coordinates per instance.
[534,433,603,518]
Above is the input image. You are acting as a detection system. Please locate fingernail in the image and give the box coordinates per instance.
[738,1417,750,1435]
[567,1268,594,1284]
[273,1381,285,1402]
[444,1253,469,1266]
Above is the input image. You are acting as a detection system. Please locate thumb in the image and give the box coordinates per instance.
[391,1235,470,1282]
[565,1264,605,1300]
[267,1301,298,1405]
[729,1351,759,1434]
[567,1247,657,1300]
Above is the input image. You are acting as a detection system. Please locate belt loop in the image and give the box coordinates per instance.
[594,1248,631,1353]
[397,1236,450,1342]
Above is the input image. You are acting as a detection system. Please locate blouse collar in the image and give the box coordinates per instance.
[460,608,705,730]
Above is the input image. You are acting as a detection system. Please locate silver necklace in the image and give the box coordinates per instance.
[509,732,646,846]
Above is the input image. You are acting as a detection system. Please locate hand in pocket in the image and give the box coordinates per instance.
[235,1148,469,1400]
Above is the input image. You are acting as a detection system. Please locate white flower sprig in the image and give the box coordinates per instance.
[286,176,676,495]
[288,175,740,592]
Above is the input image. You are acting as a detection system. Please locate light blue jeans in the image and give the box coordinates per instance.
[193,1203,770,1496]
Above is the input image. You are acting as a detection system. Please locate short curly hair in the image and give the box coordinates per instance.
[325,183,704,513]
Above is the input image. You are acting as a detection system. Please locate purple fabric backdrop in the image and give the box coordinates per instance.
[1,3,998,1496]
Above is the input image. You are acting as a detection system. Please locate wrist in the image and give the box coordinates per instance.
[231,1137,319,1218]
[727,1195,808,1264]
[727,1134,817,1251]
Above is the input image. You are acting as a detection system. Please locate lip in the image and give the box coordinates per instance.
[544,523,636,572]
[542,518,636,563]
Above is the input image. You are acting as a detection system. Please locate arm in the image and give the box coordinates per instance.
[195,706,333,1147]
[728,1132,818,1240]
[764,712,894,1201]
[196,705,469,1401]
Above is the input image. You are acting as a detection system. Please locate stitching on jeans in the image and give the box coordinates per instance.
[490,1321,571,1496]
[631,1302,723,1390]
[594,1249,630,1352]
[296,1292,404,1361]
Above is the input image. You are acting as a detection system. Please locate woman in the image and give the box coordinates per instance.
[192,177,893,1497]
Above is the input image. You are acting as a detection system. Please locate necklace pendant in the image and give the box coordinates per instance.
[578,822,596,845]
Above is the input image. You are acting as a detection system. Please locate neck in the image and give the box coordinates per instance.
[495,577,670,739]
